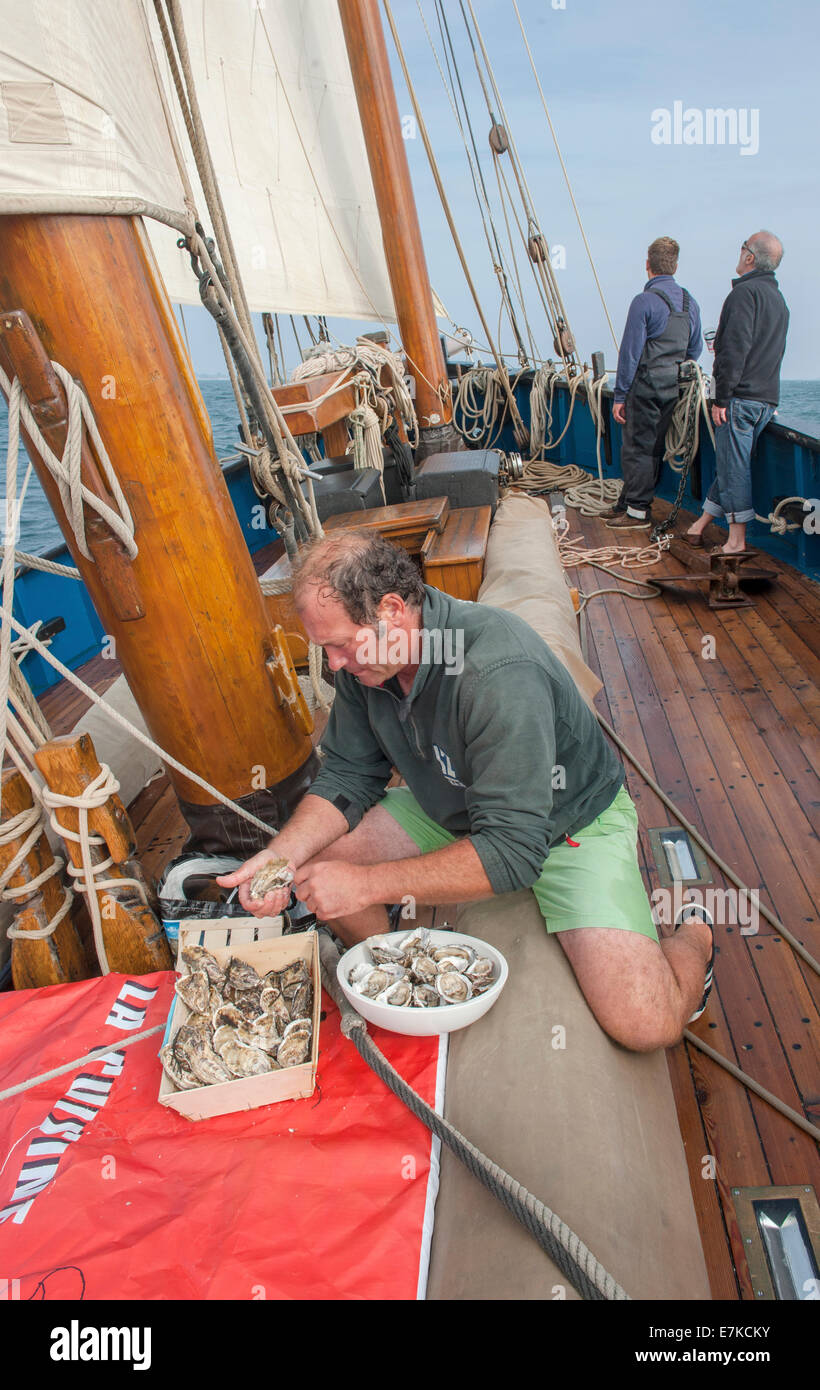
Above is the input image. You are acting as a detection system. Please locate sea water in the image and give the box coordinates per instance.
[1,378,818,555]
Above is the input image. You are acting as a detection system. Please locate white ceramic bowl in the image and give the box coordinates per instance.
[336,929,508,1036]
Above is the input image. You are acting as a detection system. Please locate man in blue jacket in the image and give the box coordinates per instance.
[683,231,789,554]
[606,237,702,530]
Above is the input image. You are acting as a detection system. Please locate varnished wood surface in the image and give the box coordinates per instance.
[324,495,450,535]
[565,498,820,1300]
[0,216,313,805]
[338,0,453,429]
[422,505,491,601]
[27,498,820,1301]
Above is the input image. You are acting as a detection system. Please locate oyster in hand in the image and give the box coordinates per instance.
[248,857,294,903]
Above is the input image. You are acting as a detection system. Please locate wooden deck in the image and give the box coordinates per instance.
[29,510,819,1299]
[564,498,820,1300]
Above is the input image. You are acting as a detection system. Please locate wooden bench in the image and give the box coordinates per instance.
[421,505,492,601]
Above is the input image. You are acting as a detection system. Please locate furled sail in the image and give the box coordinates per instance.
[0,0,400,319]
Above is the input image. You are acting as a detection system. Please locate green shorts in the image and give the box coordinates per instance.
[378,783,658,941]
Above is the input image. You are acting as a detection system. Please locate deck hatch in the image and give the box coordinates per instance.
[733,1186,820,1300]
[648,827,711,888]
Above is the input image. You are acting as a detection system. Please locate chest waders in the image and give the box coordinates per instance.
[618,289,691,516]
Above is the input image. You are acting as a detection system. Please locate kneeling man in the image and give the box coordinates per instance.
[219,532,711,1052]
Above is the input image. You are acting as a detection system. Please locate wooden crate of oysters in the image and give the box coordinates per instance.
[158,926,320,1121]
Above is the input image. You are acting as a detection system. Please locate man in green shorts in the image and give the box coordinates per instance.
[219,531,712,1052]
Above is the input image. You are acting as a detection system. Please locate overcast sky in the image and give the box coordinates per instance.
[183,0,818,380]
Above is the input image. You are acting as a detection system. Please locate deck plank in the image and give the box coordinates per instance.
[574,500,820,1300]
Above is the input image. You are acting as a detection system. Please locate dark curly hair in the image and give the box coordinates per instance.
[291,530,426,624]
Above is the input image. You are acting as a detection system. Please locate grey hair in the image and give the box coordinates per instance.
[291,530,426,624]
[747,230,783,272]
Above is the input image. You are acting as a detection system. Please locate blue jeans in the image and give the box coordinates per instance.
[704,398,774,524]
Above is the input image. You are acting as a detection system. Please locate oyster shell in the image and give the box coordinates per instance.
[178,1032,234,1086]
[227,957,262,991]
[367,935,405,964]
[289,981,313,1019]
[219,1039,274,1078]
[413,984,441,1008]
[248,857,294,902]
[436,971,473,1004]
[409,954,438,985]
[397,927,430,955]
[180,945,226,988]
[175,970,211,1015]
[212,1002,243,1030]
[232,987,264,1022]
[466,957,495,987]
[279,959,310,990]
[377,980,414,1008]
[276,1032,311,1068]
[352,966,391,999]
[160,1042,199,1091]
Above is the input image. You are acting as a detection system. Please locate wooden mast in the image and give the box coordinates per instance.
[337,0,462,458]
[0,214,318,854]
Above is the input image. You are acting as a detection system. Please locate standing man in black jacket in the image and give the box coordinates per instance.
[605,236,702,531]
[684,231,789,554]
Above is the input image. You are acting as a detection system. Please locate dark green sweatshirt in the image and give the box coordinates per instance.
[309,586,624,894]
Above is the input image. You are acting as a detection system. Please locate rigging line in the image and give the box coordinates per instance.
[510,0,619,354]
[382,0,527,444]
[463,0,578,356]
[289,314,305,359]
[492,151,559,340]
[423,0,530,364]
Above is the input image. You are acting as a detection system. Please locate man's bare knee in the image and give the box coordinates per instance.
[318,804,421,868]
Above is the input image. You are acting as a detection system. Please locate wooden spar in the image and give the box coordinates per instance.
[34,733,172,974]
[0,215,318,852]
[0,768,91,989]
[337,0,461,454]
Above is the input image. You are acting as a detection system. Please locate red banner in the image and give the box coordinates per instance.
[0,971,444,1300]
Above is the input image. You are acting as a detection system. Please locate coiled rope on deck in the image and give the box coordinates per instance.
[318,932,630,1302]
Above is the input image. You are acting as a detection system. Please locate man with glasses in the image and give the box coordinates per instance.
[684,231,789,554]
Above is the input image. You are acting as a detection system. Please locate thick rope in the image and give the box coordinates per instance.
[318,934,629,1301]
[0,801,74,942]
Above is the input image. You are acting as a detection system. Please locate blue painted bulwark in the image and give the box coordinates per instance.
[12,387,819,696]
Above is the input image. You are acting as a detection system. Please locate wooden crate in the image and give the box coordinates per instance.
[158,925,320,1121]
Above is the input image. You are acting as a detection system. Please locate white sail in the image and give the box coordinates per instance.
[0,0,404,320]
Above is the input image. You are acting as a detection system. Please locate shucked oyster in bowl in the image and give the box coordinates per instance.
[337,929,508,1036]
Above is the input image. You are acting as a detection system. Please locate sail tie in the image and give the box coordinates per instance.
[1,802,74,942]
[41,765,150,976]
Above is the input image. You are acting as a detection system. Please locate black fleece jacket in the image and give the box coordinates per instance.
[712,269,789,409]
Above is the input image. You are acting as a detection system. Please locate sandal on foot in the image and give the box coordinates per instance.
[674,902,715,1023]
